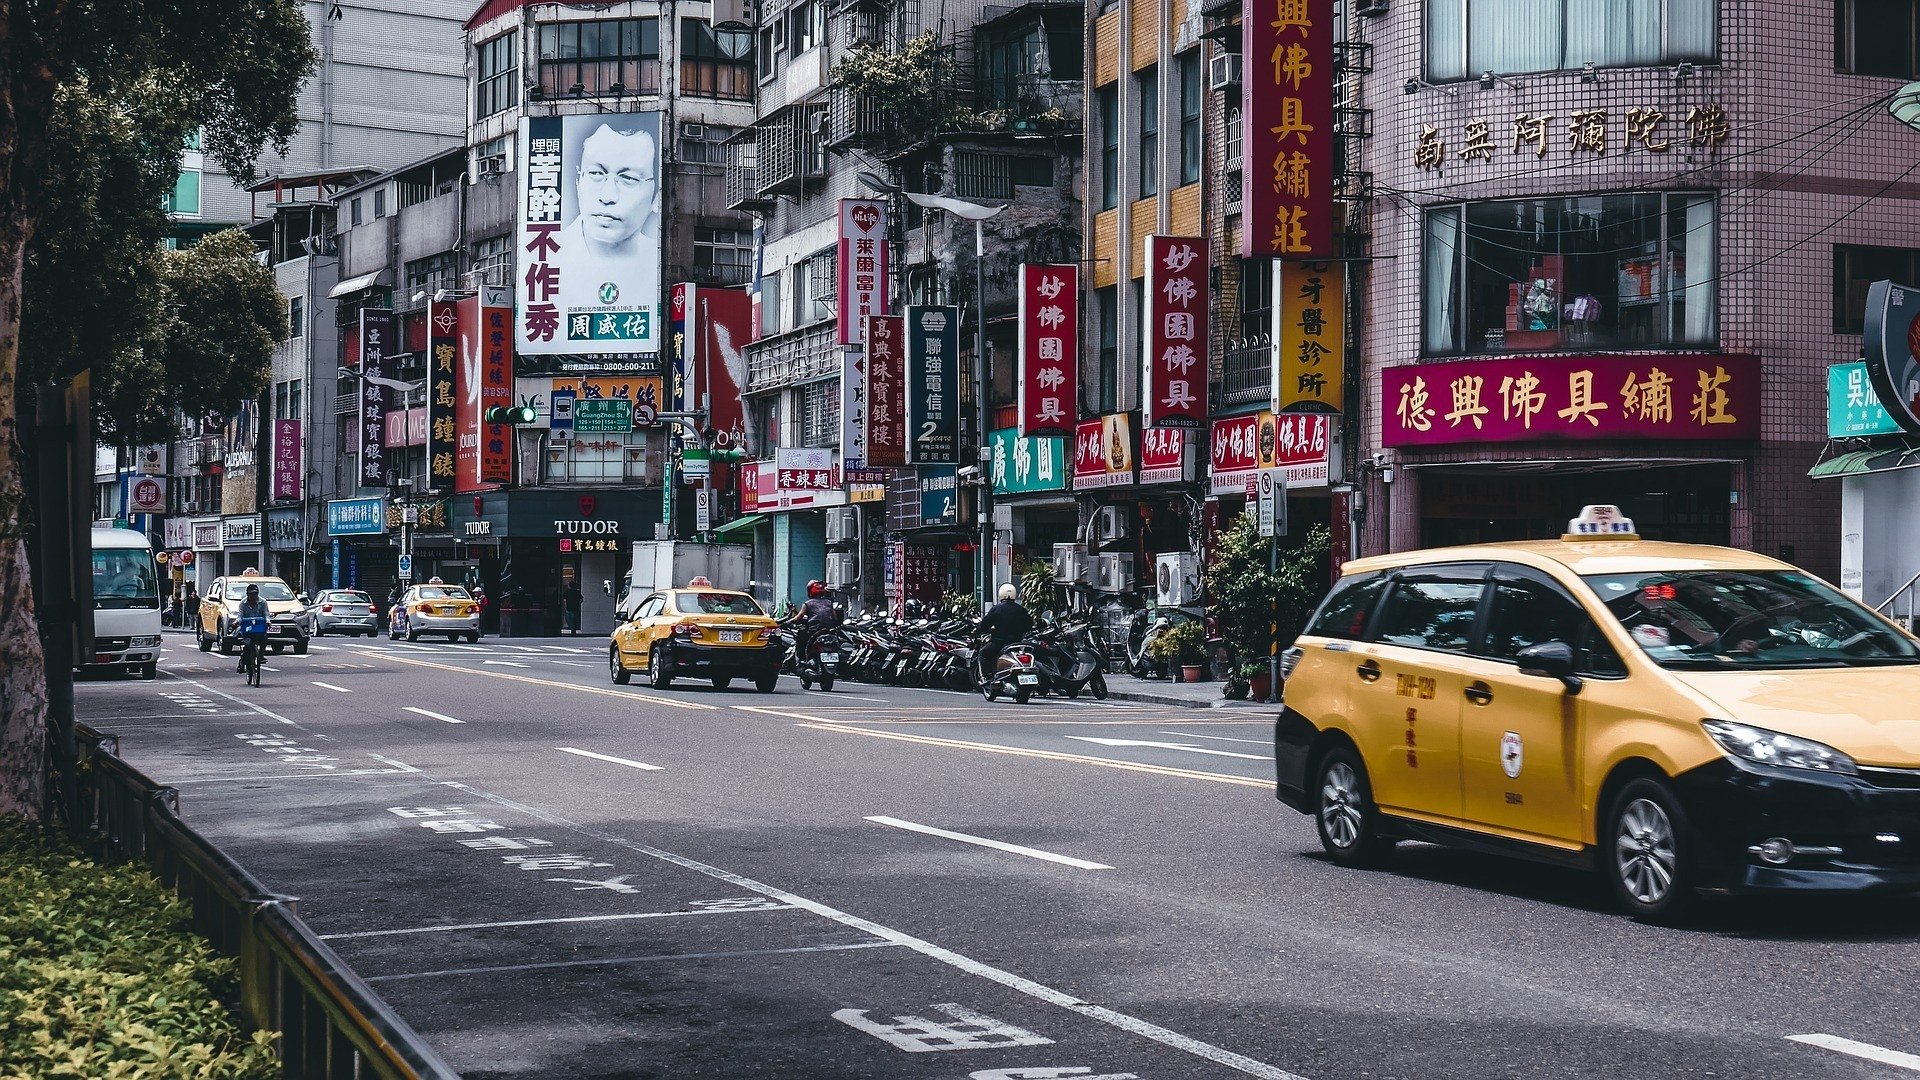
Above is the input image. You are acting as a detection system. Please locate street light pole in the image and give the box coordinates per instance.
[975,216,991,606]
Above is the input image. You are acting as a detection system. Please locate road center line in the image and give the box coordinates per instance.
[1787,1034,1920,1072]
[556,746,664,771]
[866,815,1113,870]
[800,723,1270,788]
[404,707,464,724]
[731,704,842,723]
[321,905,799,939]
[312,681,353,693]
[371,650,719,710]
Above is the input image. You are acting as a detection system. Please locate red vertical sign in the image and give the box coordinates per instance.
[480,300,514,485]
[1142,236,1209,429]
[836,199,889,345]
[698,287,754,452]
[1016,264,1079,436]
[454,298,483,492]
[865,314,908,467]
[1242,0,1334,258]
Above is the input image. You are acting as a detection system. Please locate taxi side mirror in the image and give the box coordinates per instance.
[1517,641,1583,695]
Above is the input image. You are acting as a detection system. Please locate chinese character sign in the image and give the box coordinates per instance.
[865,315,908,467]
[1276,260,1345,412]
[1017,263,1079,436]
[836,199,889,346]
[1862,279,1920,434]
[271,419,301,501]
[1209,411,1330,493]
[991,428,1068,494]
[1243,0,1334,258]
[907,306,961,464]
[358,309,394,487]
[516,112,664,358]
[426,299,460,493]
[1143,236,1209,429]
[1138,426,1187,485]
[1827,361,1901,438]
[1380,355,1761,447]
[1073,414,1135,490]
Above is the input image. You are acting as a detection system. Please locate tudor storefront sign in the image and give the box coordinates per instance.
[836,199,889,345]
[1243,0,1334,258]
[1211,411,1331,494]
[1074,414,1136,490]
[359,309,395,486]
[907,306,961,463]
[865,315,908,467]
[1142,236,1208,429]
[555,518,620,554]
[1381,354,1761,447]
[1861,279,1920,433]
[1275,261,1345,413]
[1016,264,1079,436]
[1139,426,1189,485]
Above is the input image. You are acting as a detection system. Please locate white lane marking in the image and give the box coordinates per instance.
[443,781,1306,1080]
[312,681,353,693]
[542,645,590,653]
[1788,1035,1920,1072]
[307,644,336,651]
[405,706,465,725]
[365,941,900,983]
[835,1003,1050,1051]
[733,704,840,723]
[547,660,594,667]
[1066,736,1267,761]
[481,660,530,668]
[158,670,297,724]
[866,816,1113,871]
[1160,731,1272,746]
[320,904,799,939]
[555,746,664,771]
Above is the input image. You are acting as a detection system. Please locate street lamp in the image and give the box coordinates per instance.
[1890,81,1920,131]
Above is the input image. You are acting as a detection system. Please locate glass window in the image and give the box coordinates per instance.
[471,233,513,288]
[373,189,387,219]
[1424,193,1717,356]
[227,580,296,601]
[1427,0,1717,81]
[1137,68,1159,198]
[681,18,754,100]
[1839,0,1920,77]
[1584,569,1920,669]
[289,296,304,339]
[1373,567,1488,653]
[1480,568,1621,674]
[694,225,753,285]
[1097,285,1118,413]
[538,18,661,96]
[415,586,472,600]
[1179,51,1203,186]
[350,198,363,226]
[477,31,519,116]
[761,269,783,335]
[164,169,201,217]
[1307,572,1387,641]
[1097,85,1119,210]
[92,549,159,610]
[678,591,766,615]
[789,1,820,53]
[801,379,839,446]
[1225,104,1243,166]
[1011,156,1054,187]
[1834,245,1920,332]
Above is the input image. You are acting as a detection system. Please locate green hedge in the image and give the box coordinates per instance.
[0,819,276,1079]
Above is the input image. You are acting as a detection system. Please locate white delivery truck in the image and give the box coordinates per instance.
[612,540,753,620]
[87,526,163,679]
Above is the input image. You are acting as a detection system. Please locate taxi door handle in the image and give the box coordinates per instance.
[1464,681,1494,705]
[1355,660,1382,683]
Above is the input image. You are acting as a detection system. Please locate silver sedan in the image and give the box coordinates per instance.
[304,590,380,638]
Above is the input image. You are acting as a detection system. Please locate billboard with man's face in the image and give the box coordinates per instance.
[517,113,664,359]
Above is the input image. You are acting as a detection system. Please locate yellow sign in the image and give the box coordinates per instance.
[1276,261,1345,413]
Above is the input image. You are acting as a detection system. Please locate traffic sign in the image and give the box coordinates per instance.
[1257,468,1286,538]
[634,402,659,427]
[695,490,712,532]
[398,554,414,578]
[575,397,634,433]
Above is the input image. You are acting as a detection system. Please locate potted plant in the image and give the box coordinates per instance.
[1202,513,1332,694]
[1147,621,1207,681]
[1241,659,1272,702]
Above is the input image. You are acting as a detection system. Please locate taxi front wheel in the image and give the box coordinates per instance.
[1605,777,1699,924]
[1314,746,1394,867]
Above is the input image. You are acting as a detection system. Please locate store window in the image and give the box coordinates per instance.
[538,18,661,96]
[1834,244,1920,332]
[1178,51,1203,186]
[476,31,518,116]
[1137,68,1159,198]
[1838,0,1920,76]
[1097,85,1119,210]
[1426,0,1716,81]
[681,18,754,100]
[1423,193,1717,356]
[1097,286,1118,415]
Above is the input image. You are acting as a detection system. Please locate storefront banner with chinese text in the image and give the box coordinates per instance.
[1828,361,1901,438]
[1861,280,1920,433]
[1139,426,1188,485]
[1016,264,1079,436]
[358,309,394,486]
[427,299,460,492]
[1380,355,1761,447]
[1243,0,1334,258]
[1210,411,1330,494]
[745,448,849,512]
[457,297,514,487]
[865,315,908,466]
[1073,414,1136,490]
[1142,236,1208,429]
[836,199,889,345]
[1276,260,1345,412]
[921,465,960,523]
[842,345,867,468]
[271,420,301,501]
[669,283,690,411]
[885,542,946,613]
[992,428,1068,494]
[907,306,961,463]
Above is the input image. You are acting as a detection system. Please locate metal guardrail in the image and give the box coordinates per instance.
[1876,569,1920,630]
[74,724,461,1080]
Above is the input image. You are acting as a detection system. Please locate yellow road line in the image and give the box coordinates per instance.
[371,651,720,710]
[797,723,1271,788]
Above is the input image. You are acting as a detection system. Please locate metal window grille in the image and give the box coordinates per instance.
[694,226,753,285]
[801,380,840,447]
[955,152,1014,200]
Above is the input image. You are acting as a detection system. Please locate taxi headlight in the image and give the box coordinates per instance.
[1703,719,1858,776]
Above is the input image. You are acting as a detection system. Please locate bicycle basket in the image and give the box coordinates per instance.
[238,616,270,635]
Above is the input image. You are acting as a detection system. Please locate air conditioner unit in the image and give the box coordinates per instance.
[183,500,202,514]
[476,155,506,178]
[825,552,858,589]
[807,111,828,136]
[825,506,859,546]
[681,122,709,141]
[1051,543,1086,584]
[1095,504,1128,543]
[1208,52,1242,91]
[1093,553,1135,594]
[1156,552,1201,608]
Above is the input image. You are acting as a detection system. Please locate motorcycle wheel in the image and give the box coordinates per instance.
[1014,687,1031,704]
[1091,670,1109,700]
[800,673,812,689]
[819,673,835,692]
[981,679,998,702]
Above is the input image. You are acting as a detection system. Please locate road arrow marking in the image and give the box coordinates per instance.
[1065,736,1267,761]
[481,660,529,668]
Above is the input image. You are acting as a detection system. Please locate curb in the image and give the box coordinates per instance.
[1103,688,1273,710]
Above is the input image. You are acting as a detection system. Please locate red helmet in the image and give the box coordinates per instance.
[807,580,826,597]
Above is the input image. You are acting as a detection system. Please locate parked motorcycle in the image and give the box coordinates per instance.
[1122,606,1201,679]
[1031,614,1109,699]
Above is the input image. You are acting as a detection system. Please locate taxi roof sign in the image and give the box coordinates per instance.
[1563,504,1639,542]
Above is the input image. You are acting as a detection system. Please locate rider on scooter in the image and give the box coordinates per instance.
[975,583,1033,683]
[784,580,841,663]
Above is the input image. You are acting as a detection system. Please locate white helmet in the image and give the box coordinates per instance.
[998,583,1018,602]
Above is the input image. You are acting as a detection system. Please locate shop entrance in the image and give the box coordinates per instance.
[1418,462,1732,547]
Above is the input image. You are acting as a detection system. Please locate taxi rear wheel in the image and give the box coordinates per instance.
[1314,746,1394,867]
[1605,777,1698,924]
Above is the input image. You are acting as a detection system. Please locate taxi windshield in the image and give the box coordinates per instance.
[1582,570,1920,669]
[416,587,470,600]
[227,580,295,601]
[681,592,764,616]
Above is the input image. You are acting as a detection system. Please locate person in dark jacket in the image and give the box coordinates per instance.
[975,583,1033,682]
[783,580,841,659]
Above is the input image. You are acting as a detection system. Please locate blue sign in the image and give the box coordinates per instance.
[920,466,959,526]
[331,539,342,588]
[1828,362,1902,438]
[397,554,413,578]
[327,497,387,537]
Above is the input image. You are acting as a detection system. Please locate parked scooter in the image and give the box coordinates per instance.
[1122,606,1200,678]
[1032,614,1109,699]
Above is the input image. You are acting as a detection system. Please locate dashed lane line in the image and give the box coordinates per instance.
[1160,731,1274,746]
[1787,1034,1920,1072]
[312,681,353,693]
[364,941,902,983]
[404,707,464,725]
[555,746,664,771]
[795,723,1270,789]
[349,650,721,710]
[865,815,1114,870]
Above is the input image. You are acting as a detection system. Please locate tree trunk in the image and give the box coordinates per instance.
[0,204,49,821]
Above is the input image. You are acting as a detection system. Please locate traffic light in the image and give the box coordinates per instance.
[485,404,537,424]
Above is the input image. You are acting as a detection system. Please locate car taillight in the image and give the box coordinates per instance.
[413,603,431,614]
[321,604,333,613]
[672,622,698,637]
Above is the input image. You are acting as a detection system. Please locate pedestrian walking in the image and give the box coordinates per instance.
[563,579,583,635]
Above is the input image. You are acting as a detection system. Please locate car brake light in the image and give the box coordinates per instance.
[321,604,333,613]
[672,622,698,637]
[413,603,431,614]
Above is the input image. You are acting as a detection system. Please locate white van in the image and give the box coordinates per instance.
[87,526,162,678]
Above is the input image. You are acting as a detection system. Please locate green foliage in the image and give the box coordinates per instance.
[939,590,979,618]
[1014,556,1062,615]
[0,819,277,1078]
[1146,619,1205,665]
[1204,512,1332,663]
[831,31,957,119]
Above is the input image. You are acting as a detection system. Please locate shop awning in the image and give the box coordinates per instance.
[712,514,764,537]
[327,270,390,298]
[1809,444,1920,479]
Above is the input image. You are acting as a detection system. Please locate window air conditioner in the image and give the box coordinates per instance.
[1095,504,1128,543]
[1052,543,1086,583]
[477,155,507,178]
[1208,52,1242,91]
[825,552,858,589]
[1093,553,1135,594]
[681,122,709,141]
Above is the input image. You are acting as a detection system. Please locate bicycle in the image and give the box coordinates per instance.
[238,616,269,687]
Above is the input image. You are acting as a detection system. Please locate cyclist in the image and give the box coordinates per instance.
[235,583,271,679]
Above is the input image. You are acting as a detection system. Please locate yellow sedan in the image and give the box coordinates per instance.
[610,588,781,692]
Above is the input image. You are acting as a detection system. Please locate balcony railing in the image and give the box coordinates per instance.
[745,320,839,393]
[724,134,772,213]
[1221,342,1271,406]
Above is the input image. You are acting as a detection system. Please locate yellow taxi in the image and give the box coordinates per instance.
[610,586,782,692]
[197,570,309,655]
[1276,505,1920,921]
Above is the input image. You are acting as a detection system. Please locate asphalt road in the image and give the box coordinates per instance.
[73,633,1920,1079]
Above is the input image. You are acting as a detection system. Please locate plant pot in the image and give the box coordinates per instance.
[1181,664,1206,683]
[1248,671,1272,701]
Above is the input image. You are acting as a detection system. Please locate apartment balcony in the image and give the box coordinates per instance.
[744,320,839,393]
[724,133,774,213]
[1220,342,1271,406]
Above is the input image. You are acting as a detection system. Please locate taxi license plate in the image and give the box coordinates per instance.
[1017,674,1040,685]
[439,607,460,616]
[820,652,841,664]
[719,630,744,644]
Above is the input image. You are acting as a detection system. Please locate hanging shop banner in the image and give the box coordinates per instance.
[991,428,1068,494]
[1210,411,1330,494]
[1828,362,1902,438]
[1380,354,1762,448]
[1861,280,1920,433]
[271,420,301,502]
[1143,236,1208,429]
[358,308,394,487]
[1275,261,1345,413]
[669,283,690,411]
[865,315,908,467]
[907,305,961,464]
[1139,426,1188,485]
[1073,414,1136,490]
[1242,0,1334,259]
[384,407,429,447]
[516,112,664,359]
[836,199,889,346]
[920,465,960,524]
[745,449,849,512]
[456,296,514,489]
[426,298,459,492]
[1016,263,1079,436]
[842,346,867,468]
[694,286,752,453]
